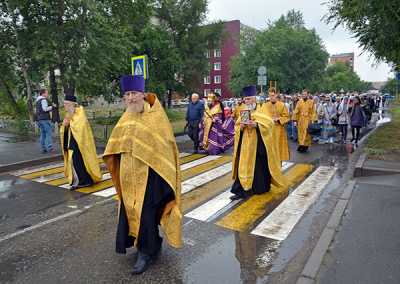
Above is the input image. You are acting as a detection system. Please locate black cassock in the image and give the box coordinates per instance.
[231,127,272,197]
[116,167,175,256]
[63,127,93,186]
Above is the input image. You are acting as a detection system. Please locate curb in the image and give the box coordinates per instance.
[0,135,190,174]
[0,154,63,174]
[296,181,356,284]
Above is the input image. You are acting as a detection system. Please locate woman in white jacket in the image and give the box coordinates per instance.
[337,96,350,143]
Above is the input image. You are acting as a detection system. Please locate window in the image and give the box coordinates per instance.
[204,76,211,84]
[204,89,210,97]
[205,50,210,58]
[214,89,222,96]
[214,48,221,58]
[214,62,221,71]
[214,75,221,84]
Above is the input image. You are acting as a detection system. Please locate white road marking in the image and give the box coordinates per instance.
[92,160,231,198]
[59,173,112,188]
[181,162,232,194]
[251,166,337,241]
[15,153,189,177]
[33,172,65,183]
[13,163,64,176]
[185,162,294,222]
[179,152,191,158]
[92,187,116,197]
[180,155,221,171]
[0,197,115,244]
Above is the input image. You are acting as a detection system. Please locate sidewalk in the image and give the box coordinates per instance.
[0,132,61,166]
[315,173,400,284]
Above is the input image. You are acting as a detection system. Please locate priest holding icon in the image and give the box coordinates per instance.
[230,85,286,200]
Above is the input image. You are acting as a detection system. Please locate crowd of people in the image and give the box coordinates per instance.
[185,89,385,156]
[282,91,385,148]
[33,76,387,275]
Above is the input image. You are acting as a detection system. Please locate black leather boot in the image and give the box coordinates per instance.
[131,251,154,275]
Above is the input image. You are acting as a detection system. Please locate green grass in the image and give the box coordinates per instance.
[365,101,400,160]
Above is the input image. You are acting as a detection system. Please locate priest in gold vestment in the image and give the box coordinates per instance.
[103,75,182,275]
[60,94,102,190]
[262,88,290,162]
[292,89,317,153]
[230,85,286,200]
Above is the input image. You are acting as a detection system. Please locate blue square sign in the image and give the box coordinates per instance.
[131,55,148,79]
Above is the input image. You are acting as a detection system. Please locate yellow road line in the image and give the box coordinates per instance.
[182,156,231,180]
[76,180,114,194]
[21,154,200,181]
[180,154,205,164]
[45,169,109,186]
[215,164,313,232]
[20,157,104,179]
[56,155,225,196]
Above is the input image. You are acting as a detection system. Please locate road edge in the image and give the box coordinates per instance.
[296,180,356,284]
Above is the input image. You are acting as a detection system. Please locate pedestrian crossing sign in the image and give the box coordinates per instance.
[131,55,148,80]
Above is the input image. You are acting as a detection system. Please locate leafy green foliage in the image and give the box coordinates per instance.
[325,0,400,66]
[229,10,329,95]
[382,78,399,96]
[320,62,371,92]
[0,0,221,117]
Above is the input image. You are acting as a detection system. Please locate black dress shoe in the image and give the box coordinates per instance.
[131,252,154,275]
[75,183,92,189]
[230,194,245,201]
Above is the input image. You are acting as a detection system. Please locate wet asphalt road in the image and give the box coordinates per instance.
[0,122,377,283]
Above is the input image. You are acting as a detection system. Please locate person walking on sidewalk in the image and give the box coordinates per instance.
[185,93,204,153]
[60,93,102,190]
[350,96,366,148]
[35,88,56,153]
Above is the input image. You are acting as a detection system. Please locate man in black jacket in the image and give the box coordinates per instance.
[186,93,204,153]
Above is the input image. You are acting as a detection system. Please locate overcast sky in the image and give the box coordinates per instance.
[206,0,393,82]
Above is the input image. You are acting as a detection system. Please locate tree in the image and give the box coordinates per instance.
[321,62,371,92]
[229,11,328,95]
[325,0,400,67]
[381,78,398,96]
[155,0,223,94]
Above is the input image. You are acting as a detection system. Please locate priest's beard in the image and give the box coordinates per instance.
[246,103,256,111]
[127,101,144,113]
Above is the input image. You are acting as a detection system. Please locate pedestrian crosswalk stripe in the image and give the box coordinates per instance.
[182,163,232,194]
[185,162,294,222]
[181,174,233,213]
[93,157,233,198]
[215,164,314,232]
[33,172,65,183]
[182,156,231,180]
[180,153,206,164]
[13,162,64,177]
[18,154,201,186]
[92,187,116,198]
[251,166,337,241]
[179,152,191,158]
[57,156,227,190]
[19,157,104,180]
[18,153,192,180]
[44,169,109,186]
[74,180,114,194]
[180,155,221,171]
